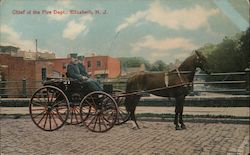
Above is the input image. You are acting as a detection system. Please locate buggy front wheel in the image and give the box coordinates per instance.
[112,89,130,125]
[80,91,118,133]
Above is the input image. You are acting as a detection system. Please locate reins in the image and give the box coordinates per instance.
[114,82,193,97]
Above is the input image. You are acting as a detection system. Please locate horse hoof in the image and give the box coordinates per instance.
[132,126,138,130]
[181,125,187,130]
[175,126,182,130]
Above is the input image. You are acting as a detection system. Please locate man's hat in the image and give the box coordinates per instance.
[78,55,85,61]
[70,53,78,58]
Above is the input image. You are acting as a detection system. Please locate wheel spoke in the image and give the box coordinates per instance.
[102,115,112,124]
[35,95,46,104]
[50,91,55,103]
[100,116,108,129]
[37,112,46,125]
[49,114,52,131]
[73,108,79,124]
[33,111,46,119]
[52,100,66,107]
[93,115,98,131]
[51,111,59,128]
[43,113,49,128]
[54,109,65,123]
[32,101,46,107]
[31,108,46,111]
[70,109,74,124]
[98,116,102,132]
[87,114,97,128]
[55,106,68,111]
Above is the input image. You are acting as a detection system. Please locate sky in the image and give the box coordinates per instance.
[0,0,249,63]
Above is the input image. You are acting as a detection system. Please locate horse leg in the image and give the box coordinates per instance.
[174,97,181,130]
[131,110,140,129]
[131,96,141,129]
[125,95,140,129]
[177,95,186,129]
[174,113,181,130]
[179,113,186,129]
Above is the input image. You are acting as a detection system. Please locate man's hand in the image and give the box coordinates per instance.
[82,76,88,80]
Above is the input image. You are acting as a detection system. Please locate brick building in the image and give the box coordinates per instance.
[0,54,70,97]
[84,56,120,78]
[0,53,120,97]
[0,54,37,97]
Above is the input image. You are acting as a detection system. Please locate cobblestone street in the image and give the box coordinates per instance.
[0,118,249,155]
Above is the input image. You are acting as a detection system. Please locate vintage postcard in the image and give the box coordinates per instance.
[0,0,249,155]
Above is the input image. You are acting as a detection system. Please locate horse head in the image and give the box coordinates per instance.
[195,50,211,74]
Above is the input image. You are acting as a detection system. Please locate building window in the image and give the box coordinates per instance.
[87,61,91,68]
[96,61,102,67]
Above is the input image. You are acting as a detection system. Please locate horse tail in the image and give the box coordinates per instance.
[124,73,143,117]
[124,77,134,115]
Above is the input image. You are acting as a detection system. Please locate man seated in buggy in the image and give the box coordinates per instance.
[66,53,103,93]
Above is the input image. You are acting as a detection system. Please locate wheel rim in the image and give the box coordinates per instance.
[114,96,130,125]
[80,91,118,133]
[29,86,69,131]
[112,90,130,125]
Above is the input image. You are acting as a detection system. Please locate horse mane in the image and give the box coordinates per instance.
[171,53,197,72]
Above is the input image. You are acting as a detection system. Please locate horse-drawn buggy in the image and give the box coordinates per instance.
[29,78,129,133]
[29,50,210,131]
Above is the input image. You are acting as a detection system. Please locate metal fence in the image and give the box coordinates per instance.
[0,70,249,98]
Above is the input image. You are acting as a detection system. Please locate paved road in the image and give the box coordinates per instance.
[0,118,249,155]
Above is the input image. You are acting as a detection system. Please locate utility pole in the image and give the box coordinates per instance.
[35,39,38,60]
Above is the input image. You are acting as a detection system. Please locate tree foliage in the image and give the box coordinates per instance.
[200,27,250,72]
[119,57,169,71]
[151,60,169,71]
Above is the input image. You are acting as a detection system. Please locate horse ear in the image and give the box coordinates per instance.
[195,50,201,59]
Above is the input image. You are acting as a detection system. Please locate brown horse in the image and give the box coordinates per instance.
[124,50,211,130]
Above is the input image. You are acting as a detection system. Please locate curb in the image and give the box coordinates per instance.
[138,117,250,125]
[1,114,249,125]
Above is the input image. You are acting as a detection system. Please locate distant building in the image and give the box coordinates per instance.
[0,45,55,60]
[13,51,55,60]
[121,64,146,77]
[0,52,121,97]
[0,45,19,54]
[0,54,37,97]
[84,55,120,78]
[0,54,70,97]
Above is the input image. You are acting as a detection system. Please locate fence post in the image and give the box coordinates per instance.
[22,79,27,98]
[245,65,250,95]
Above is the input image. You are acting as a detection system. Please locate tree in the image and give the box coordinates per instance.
[119,57,151,70]
[238,27,250,69]
[150,60,169,71]
[201,28,250,72]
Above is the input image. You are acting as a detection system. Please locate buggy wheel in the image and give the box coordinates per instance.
[29,86,70,131]
[113,89,130,125]
[66,103,82,125]
[80,91,118,133]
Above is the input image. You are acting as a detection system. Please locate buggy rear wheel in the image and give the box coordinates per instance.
[80,91,118,133]
[29,86,70,131]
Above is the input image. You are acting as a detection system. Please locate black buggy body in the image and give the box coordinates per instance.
[29,77,129,132]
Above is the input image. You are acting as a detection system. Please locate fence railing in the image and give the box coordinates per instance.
[0,70,249,98]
